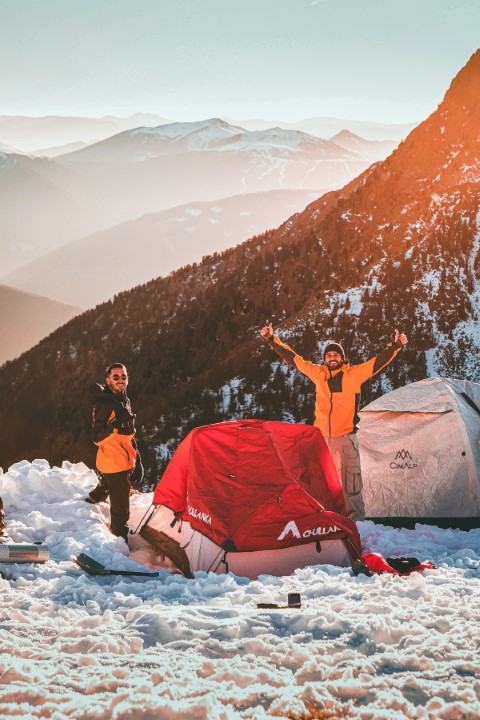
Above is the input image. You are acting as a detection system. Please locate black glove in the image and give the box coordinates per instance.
[130,451,144,489]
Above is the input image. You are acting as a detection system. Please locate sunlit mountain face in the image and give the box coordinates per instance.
[0,51,479,480]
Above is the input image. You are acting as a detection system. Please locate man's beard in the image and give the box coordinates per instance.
[326,360,343,369]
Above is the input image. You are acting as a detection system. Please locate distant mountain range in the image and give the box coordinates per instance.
[232,117,415,142]
[1,189,323,308]
[0,50,478,476]
[0,284,80,367]
[0,141,26,155]
[0,150,95,275]
[0,113,413,154]
[329,130,397,162]
[34,141,91,157]
[0,113,168,152]
[0,118,386,275]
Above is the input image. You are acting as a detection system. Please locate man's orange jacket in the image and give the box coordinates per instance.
[270,336,403,438]
[90,383,137,474]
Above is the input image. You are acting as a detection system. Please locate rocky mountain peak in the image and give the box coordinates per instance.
[282,48,480,263]
[330,129,361,142]
[383,50,480,193]
[442,49,480,113]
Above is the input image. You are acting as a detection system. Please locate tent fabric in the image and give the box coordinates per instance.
[153,419,361,554]
[361,376,480,414]
[137,503,352,580]
[208,539,350,578]
[358,378,480,518]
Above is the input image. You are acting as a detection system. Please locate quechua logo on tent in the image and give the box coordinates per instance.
[278,520,340,542]
[390,449,418,470]
[187,505,212,525]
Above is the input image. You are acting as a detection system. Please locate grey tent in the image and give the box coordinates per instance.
[358,378,480,520]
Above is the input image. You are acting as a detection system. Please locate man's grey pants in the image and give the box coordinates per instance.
[324,433,365,521]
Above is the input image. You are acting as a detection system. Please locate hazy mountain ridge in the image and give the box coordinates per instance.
[34,141,91,158]
[0,51,479,478]
[329,130,397,162]
[0,113,168,152]
[64,118,249,159]
[0,113,411,154]
[0,284,81,367]
[56,118,364,163]
[1,189,325,308]
[0,143,29,157]
[0,152,98,273]
[226,117,414,142]
[0,119,379,276]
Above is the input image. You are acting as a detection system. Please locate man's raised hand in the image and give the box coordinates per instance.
[260,323,274,341]
[394,328,408,346]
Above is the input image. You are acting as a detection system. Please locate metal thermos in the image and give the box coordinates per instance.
[0,544,50,563]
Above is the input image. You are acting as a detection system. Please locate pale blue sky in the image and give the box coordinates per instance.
[0,0,478,122]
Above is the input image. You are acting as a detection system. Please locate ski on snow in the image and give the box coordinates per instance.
[72,552,159,577]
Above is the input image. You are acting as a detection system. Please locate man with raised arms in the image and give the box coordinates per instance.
[260,324,408,520]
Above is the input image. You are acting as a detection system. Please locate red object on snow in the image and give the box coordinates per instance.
[362,552,436,575]
[153,419,362,554]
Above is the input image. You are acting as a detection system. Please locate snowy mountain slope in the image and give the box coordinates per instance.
[122,117,247,154]
[57,118,246,161]
[58,118,360,162]
[0,51,479,476]
[1,189,324,308]
[54,119,369,197]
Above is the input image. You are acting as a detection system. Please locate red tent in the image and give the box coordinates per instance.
[146,420,361,576]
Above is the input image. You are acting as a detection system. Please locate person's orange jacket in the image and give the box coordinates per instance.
[271,336,402,438]
[95,429,136,473]
[90,383,137,473]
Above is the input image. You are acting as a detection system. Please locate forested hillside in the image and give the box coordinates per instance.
[1,51,479,483]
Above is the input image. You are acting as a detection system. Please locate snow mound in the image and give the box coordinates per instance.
[0,460,479,718]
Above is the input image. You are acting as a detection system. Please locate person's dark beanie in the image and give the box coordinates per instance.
[323,342,345,360]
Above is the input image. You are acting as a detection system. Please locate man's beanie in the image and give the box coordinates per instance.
[323,342,345,360]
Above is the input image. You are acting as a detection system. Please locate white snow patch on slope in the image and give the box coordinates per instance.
[128,118,245,151]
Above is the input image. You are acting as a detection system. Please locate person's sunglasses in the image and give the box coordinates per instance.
[112,374,127,381]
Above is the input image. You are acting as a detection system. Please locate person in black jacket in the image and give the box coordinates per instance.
[86,363,143,541]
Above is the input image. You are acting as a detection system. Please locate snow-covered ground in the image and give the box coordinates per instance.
[1,460,479,719]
